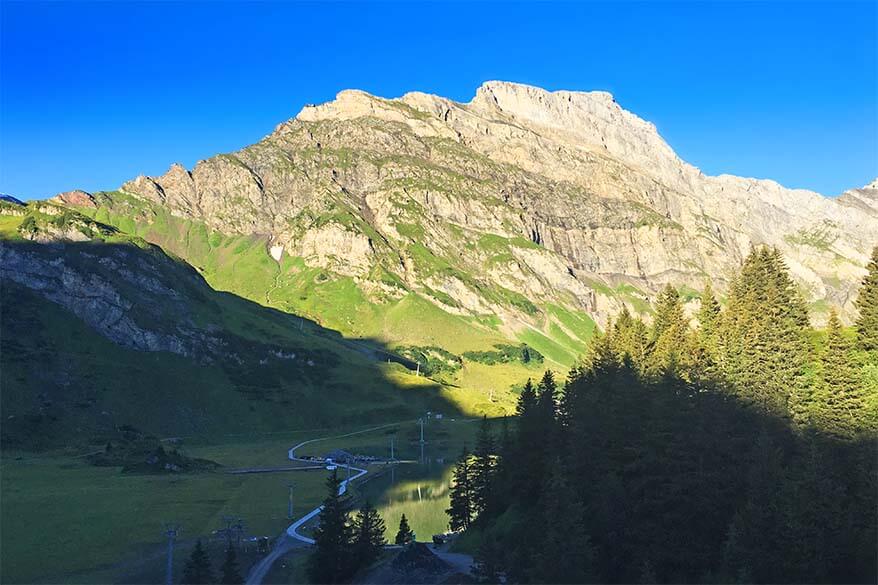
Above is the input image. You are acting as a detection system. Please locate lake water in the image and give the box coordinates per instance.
[356,455,454,541]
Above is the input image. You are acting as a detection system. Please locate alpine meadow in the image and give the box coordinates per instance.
[1,3,876,584]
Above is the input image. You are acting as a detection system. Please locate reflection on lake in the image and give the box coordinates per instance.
[357,457,454,541]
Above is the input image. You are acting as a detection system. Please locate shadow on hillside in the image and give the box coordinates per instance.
[0,238,466,449]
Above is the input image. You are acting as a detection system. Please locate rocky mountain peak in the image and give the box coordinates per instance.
[54,82,877,327]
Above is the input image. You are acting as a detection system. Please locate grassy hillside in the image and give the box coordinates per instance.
[71,193,595,393]
[0,213,469,450]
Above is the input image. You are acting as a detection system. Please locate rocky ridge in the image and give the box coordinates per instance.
[80,82,878,328]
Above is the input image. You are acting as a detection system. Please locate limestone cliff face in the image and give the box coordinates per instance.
[0,241,214,356]
[113,81,876,324]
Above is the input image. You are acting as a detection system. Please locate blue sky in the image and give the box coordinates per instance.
[1,1,875,200]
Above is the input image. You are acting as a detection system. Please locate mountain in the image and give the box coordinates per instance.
[2,81,876,444]
[839,178,878,216]
[0,194,24,206]
[113,82,876,323]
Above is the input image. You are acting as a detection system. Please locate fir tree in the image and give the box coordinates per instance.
[717,247,811,418]
[516,378,537,418]
[489,415,513,516]
[220,543,242,585]
[720,513,753,584]
[855,246,878,351]
[684,282,723,384]
[612,305,649,367]
[181,540,214,585]
[814,310,864,438]
[472,533,503,584]
[651,283,687,342]
[645,284,690,379]
[697,281,721,340]
[584,327,621,375]
[532,458,597,584]
[351,501,386,568]
[470,416,495,521]
[510,377,548,501]
[446,447,473,532]
[535,370,559,452]
[308,471,354,583]
[394,513,414,545]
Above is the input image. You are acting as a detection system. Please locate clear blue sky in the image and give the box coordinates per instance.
[1,1,875,200]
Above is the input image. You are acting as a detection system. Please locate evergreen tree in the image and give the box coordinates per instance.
[651,283,687,342]
[698,281,721,340]
[683,282,723,384]
[532,458,597,584]
[855,246,878,351]
[612,305,649,367]
[516,378,538,417]
[394,513,414,545]
[470,416,495,521]
[579,327,621,377]
[472,533,503,584]
[220,543,242,585]
[446,448,473,532]
[489,415,514,516]
[535,370,559,451]
[720,512,753,584]
[814,311,865,438]
[181,540,214,585]
[443,246,877,584]
[510,378,547,502]
[645,284,691,379]
[351,501,386,568]
[308,471,354,583]
[717,247,811,419]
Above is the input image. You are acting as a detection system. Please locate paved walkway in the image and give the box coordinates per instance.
[245,422,403,584]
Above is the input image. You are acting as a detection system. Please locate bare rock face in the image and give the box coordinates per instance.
[51,190,96,208]
[838,179,878,216]
[111,82,877,324]
[0,242,195,354]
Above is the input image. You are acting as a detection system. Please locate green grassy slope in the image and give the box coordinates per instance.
[0,235,461,451]
[71,193,597,396]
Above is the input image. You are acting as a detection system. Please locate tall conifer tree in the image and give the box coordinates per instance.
[182,540,214,585]
[308,471,354,583]
[532,458,596,584]
[395,513,414,545]
[717,247,811,418]
[814,311,864,438]
[645,284,690,379]
[470,416,495,521]
[447,447,473,532]
[698,281,721,339]
[220,543,242,585]
[855,246,878,351]
[351,501,386,567]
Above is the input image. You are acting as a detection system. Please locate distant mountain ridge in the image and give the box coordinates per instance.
[112,81,875,325]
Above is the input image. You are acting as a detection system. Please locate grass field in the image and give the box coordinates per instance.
[0,418,493,584]
[0,454,327,583]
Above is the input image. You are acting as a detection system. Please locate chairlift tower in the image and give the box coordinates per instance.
[163,523,180,585]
